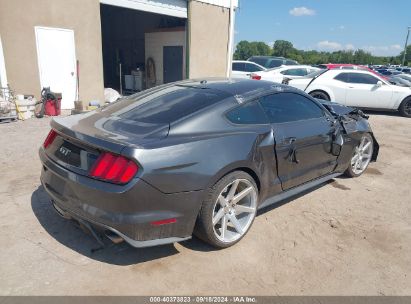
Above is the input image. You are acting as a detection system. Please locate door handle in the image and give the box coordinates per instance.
[284,137,296,145]
[283,137,299,164]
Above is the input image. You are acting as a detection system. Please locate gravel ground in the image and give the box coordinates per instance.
[0,112,410,296]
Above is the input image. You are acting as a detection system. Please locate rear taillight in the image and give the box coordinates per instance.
[43,129,58,149]
[89,152,138,184]
[250,74,261,80]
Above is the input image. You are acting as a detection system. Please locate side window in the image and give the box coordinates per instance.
[281,68,307,76]
[268,59,283,68]
[348,73,379,84]
[232,62,245,71]
[226,101,268,125]
[286,60,298,65]
[334,73,350,82]
[259,93,324,123]
[245,63,263,72]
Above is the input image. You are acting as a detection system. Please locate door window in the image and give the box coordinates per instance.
[226,101,268,124]
[267,59,283,68]
[281,68,307,76]
[348,73,379,84]
[259,93,325,123]
[334,73,350,82]
[335,72,380,84]
[245,63,263,72]
[232,62,245,71]
[285,60,298,65]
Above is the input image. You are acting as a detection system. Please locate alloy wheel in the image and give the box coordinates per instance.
[351,136,373,175]
[212,179,257,243]
[404,100,411,116]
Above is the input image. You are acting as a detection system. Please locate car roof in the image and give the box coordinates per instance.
[268,65,317,71]
[327,69,378,75]
[178,78,301,102]
[233,60,258,63]
[232,60,265,68]
[248,56,285,59]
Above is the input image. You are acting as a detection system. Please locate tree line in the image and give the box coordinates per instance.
[233,40,411,66]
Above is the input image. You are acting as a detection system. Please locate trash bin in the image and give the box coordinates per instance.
[45,93,62,116]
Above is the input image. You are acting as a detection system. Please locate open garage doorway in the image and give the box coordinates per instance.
[100,4,187,95]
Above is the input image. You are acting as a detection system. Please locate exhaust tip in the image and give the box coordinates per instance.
[105,230,124,244]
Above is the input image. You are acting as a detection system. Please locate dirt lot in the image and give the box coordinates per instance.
[0,112,410,296]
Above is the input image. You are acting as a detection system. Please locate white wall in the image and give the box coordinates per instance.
[0,35,8,88]
[145,29,186,86]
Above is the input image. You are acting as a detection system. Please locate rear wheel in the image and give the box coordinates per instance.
[399,97,411,118]
[309,90,330,101]
[194,171,258,248]
[345,133,374,177]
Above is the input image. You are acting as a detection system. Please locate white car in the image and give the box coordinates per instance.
[250,65,321,83]
[287,69,411,117]
[231,61,266,79]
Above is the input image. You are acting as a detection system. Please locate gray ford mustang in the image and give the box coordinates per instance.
[39,78,379,249]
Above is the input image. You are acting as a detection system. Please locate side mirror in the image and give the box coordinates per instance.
[376,81,383,87]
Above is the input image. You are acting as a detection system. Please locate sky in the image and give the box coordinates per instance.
[234,0,411,56]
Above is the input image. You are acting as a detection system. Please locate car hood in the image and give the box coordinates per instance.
[317,100,356,116]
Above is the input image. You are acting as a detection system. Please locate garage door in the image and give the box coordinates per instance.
[100,0,187,18]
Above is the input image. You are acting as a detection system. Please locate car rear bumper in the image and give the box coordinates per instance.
[39,148,204,247]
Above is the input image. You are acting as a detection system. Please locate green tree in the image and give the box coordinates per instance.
[254,42,271,57]
[272,40,295,57]
[234,39,403,66]
[399,45,411,65]
[233,41,271,60]
[233,41,255,60]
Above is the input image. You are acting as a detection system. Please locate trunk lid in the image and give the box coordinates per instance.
[47,107,169,175]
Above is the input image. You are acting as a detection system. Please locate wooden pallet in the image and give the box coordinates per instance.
[0,115,18,123]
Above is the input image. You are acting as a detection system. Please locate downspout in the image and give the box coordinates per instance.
[226,0,235,78]
[186,1,191,79]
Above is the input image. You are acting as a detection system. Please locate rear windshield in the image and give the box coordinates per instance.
[112,86,230,124]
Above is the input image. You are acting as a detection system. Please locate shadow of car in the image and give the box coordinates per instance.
[31,186,180,266]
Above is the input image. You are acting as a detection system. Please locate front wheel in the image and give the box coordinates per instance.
[345,133,374,177]
[399,97,411,118]
[194,171,258,248]
[309,90,330,101]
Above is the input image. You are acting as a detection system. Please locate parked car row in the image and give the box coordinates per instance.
[234,56,411,118]
[232,56,299,78]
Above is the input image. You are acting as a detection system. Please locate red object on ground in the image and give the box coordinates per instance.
[44,97,61,116]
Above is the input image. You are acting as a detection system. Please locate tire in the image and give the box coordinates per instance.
[194,171,258,248]
[309,90,330,101]
[344,133,374,178]
[398,97,411,118]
